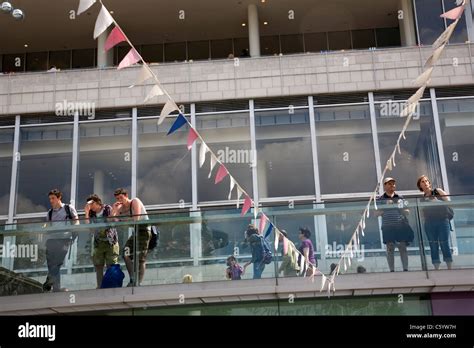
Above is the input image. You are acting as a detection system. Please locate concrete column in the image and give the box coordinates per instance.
[248,4,261,57]
[399,0,417,47]
[97,28,114,68]
[93,170,105,199]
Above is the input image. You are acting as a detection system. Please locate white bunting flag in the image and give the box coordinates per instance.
[143,85,164,103]
[129,65,153,88]
[228,176,236,200]
[387,158,393,171]
[208,155,217,178]
[199,142,209,168]
[425,44,446,68]
[433,20,458,49]
[236,186,243,208]
[320,275,327,292]
[78,0,96,15]
[94,5,114,39]
[158,100,179,126]
[414,67,434,87]
[274,228,280,252]
[392,155,396,168]
[343,258,347,271]
[373,193,378,210]
[299,255,305,276]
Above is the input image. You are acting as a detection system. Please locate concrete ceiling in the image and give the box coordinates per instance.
[0,0,399,54]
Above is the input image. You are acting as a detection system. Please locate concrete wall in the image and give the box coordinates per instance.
[1,45,473,116]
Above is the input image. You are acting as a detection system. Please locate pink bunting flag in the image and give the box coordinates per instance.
[283,236,289,255]
[105,26,126,52]
[187,128,199,150]
[440,5,464,20]
[241,195,252,216]
[118,48,141,70]
[214,164,229,184]
[259,213,267,234]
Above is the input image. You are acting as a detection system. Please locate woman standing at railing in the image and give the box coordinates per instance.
[417,175,453,270]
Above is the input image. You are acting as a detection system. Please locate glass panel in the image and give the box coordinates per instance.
[304,32,328,52]
[164,42,186,62]
[196,112,252,202]
[414,0,445,45]
[0,129,13,215]
[328,31,351,50]
[116,45,130,65]
[26,52,48,72]
[137,117,191,205]
[233,37,250,58]
[2,53,25,73]
[78,121,132,206]
[280,34,304,54]
[141,44,164,64]
[315,104,377,194]
[72,48,95,69]
[375,101,441,191]
[255,109,315,198]
[49,50,71,70]
[437,98,474,195]
[187,40,210,61]
[352,29,376,49]
[260,35,280,56]
[16,125,73,214]
[444,0,469,44]
[210,39,233,59]
[376,27,402,47]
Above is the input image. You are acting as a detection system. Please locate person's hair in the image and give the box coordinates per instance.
[357,266,367,273]
[227,255,236,263]
[182,274,193,283]
[48,189,62,200]
[86,194,103,206]
[416,175,430,191]
[246,224,258,237]
[330,263,337,273]
[114,188,128,196]
[299,227,311,239]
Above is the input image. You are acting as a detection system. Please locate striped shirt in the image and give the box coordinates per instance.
[377,192,405,227]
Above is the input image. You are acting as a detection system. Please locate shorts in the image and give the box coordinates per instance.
[92,240,119,266]
[123,227,151,263]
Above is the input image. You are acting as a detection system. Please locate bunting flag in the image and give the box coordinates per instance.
[373,193,378,210]
[208,155,217,178]
[167,113,187,135]
[104,26,126,51]
[94,5,114,39]
[299,255,305,276]
[77,0,96,15]
[159,100,180,126]
[274,228,280,252]
[320,274,327,292]
[228,176,236,200]
[118,48,141,69]
[241,195,252,216]
[343,258,347,271]
[392,154,396,167]
[387,158,393,171]
[440,4,465,20]
[144,85,164,103]
[282,234,289,255]
[214,164,229,184]
[396,141,401,155]
[199,142,209,168]
[259,213,268,234]
[129,65,153,88]
[414,67,434,86]
[264,222,273,239]
[236,186,243,208]
[187,128,199,150]
[424,44,446,68]
[433,21,458,49]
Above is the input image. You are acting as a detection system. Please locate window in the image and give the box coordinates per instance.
[233,37,250,58]
[352,29,376,49]
[196,112,252,202]
[187,41,210,61]
[137,117,192,206]
[328,31,351,50]
[414,0,445,45]
[141,44,164,64]
[375,101,441,191]
[0,129,13,215]
[315,105,377,194]
[304,32,328,52]
[164,42,186,62]
[78,121,131,206]
[437,98,474,195]
[26,52,48,72]
[260,35,280,56]
[211,39,233,59]
[376,27,402,47]
[72,48,95,69]
[255,109,315,198]
[280,34,304,54]
[16,125,73,214]
[49,50,71,70]
[2,53,25,73]
[443,0,468,44]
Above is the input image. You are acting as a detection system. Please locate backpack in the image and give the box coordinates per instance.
[129,199,159,250]
[101,264,125,288]
[260,235,273,264]
[433,189,454,220]
[47,204,78,240]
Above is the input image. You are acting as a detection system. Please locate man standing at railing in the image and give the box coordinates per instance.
[376,177,414,272]
[43,189,79,292]
[112,188,151,287]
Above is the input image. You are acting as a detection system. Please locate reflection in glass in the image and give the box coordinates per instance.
[256,109,315,198]
[315,105,377,194]
[16,125,73,214]
[0,129,13,215]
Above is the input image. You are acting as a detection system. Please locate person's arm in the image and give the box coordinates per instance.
[131,198,142,222]
[303,246,310,261]
[435,188,450,201]
[70,206,80,225]
[84,203,92,224]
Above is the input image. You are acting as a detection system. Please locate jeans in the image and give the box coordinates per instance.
[253,261,265,279]
[425,219,453,265]
[386,241,408,271]
[45,239,71,292]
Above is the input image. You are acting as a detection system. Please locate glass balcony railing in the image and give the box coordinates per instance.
[0,195,472,297]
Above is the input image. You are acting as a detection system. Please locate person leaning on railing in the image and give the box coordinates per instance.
[417,175,453,270]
